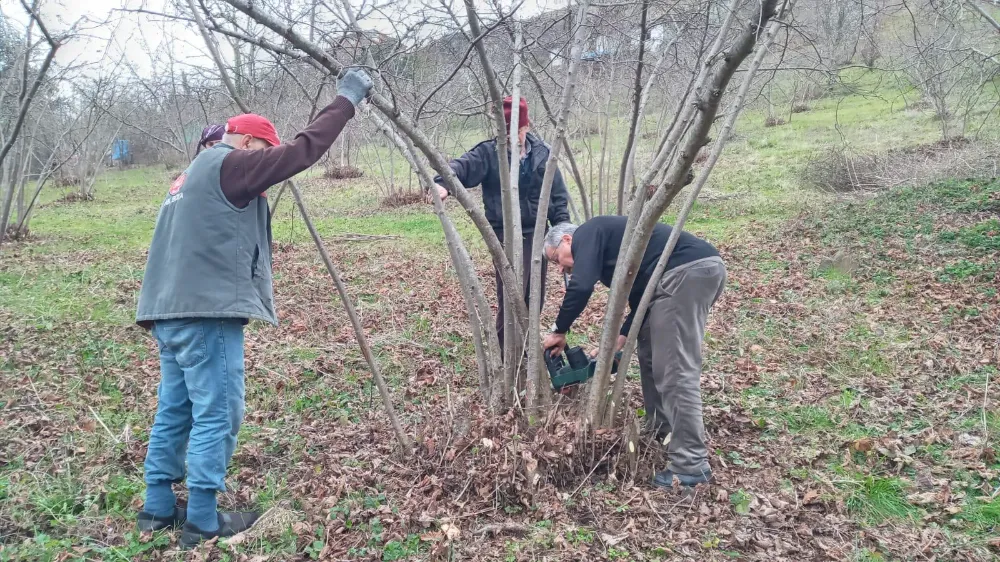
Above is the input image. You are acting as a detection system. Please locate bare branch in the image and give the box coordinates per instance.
[967,0,1000,35]
[186,0,250,114]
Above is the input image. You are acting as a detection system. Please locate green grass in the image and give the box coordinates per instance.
[940,259,987,281]
[101,475,144,515]
[1,531,171,562]
[956,496,1000,538]
[952,218,1000,251]
[0,264,129,324]
[855,549,888,562]
[30,476,90,524]
[381,534,424,560]
[845,476,917,524]
[815,178,1000,250]
[730,489,753,515]
[782,405,836,433]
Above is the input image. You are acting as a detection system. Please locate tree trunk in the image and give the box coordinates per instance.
[464,0,523,406]
[622,31,684,205]
[506,25,526,399]
[526,0,593,412]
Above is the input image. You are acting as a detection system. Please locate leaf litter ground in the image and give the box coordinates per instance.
[1,177,999,561]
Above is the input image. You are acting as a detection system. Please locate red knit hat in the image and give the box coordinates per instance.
[503,96,530,130]
[225,114,280,146]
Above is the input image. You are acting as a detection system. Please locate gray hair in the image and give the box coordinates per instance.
[544,222,578,252]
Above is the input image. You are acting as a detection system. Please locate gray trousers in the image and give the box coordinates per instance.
[637,256,726,475]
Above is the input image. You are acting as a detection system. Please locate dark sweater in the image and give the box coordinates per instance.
[434,132,571,237]
[554,215,720,335]
[219,96,355,208]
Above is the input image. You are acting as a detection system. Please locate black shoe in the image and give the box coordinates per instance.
[180,511,260,550]
[137,507,186,532]
[652,468,713,488]
[136,507,187,533]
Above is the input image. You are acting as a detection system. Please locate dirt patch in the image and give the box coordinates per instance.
[2,225,29,243]
[53,175,81,188]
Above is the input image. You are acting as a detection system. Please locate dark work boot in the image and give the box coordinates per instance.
[180,511,260,550]
[652,468,713,489]
[137,506,187,532]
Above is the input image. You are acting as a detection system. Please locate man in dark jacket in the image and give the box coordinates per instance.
[134,69,373,549]
[432,96,571,351]
[541,216,726,488]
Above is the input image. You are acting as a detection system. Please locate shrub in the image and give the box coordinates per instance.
[325,165,364,180]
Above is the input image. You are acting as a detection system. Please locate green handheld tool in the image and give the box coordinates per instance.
[544,346,623,391]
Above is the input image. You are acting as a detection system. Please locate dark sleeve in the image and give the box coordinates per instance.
[220,96,355,208]
[433,142,491,192]
[620,304,638,336]
[547,165,571,226]
[553,226,604,333]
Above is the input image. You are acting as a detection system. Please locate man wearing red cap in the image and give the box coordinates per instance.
[432,96,571,353]
[134,69,373,548]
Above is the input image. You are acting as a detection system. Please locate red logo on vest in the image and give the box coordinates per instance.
[169,173,186,195]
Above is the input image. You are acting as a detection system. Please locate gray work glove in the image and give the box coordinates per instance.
[337,68,374,106]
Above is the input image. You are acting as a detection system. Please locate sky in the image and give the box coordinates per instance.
[0,0,564,77]
[1,0,193,73]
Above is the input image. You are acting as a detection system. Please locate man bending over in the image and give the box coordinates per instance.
[541,215,726,488]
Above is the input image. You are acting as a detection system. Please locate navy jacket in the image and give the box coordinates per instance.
[435,132,571,237]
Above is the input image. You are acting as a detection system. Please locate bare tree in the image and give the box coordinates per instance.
[894,0,997,139]
[175,0,795,445]
[0,0,59,253]
[12,91,106,237]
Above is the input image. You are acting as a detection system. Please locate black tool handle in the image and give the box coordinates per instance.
[543,346,565,375]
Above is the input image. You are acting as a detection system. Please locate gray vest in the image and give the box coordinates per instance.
[136,144,277,326]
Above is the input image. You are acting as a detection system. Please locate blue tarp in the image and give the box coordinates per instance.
[111,139,129,162]
[582,49,612,61]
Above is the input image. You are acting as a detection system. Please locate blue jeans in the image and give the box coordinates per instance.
[144,318,245,496]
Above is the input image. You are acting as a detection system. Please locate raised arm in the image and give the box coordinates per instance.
[220,69,372,208]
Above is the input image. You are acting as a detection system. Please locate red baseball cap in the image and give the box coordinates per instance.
[503,96,530,130]
[225,113,280,146]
